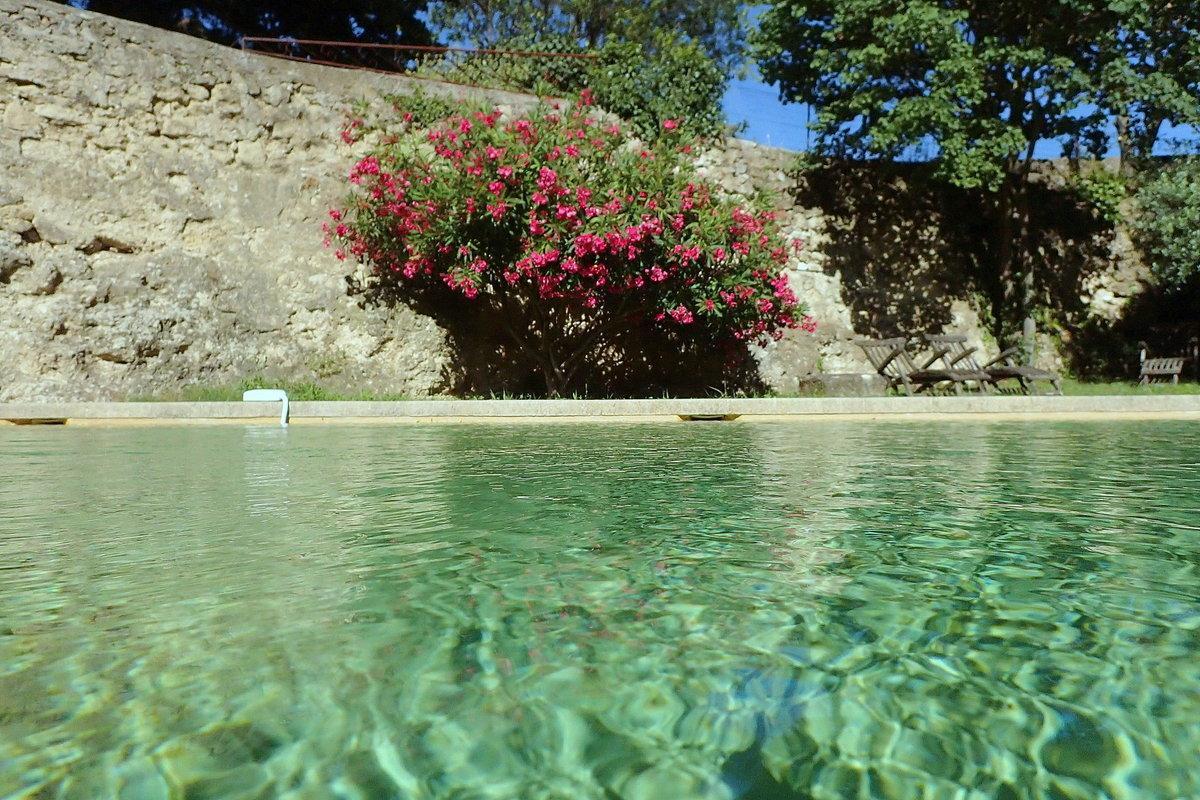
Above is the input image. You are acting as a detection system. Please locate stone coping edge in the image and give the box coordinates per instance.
[2,396,1200,423]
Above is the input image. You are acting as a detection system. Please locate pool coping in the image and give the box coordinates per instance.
[2,396,1200,425]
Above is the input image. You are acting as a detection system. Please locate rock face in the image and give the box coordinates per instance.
[0,0,540,401]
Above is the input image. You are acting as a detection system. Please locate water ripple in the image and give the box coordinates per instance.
[1,421,1199,799]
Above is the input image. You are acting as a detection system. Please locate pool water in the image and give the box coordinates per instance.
[1,421,1198,799]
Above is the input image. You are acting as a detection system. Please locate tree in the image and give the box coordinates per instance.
[753,0,1200,344]
[426,0,747,74]
[1135,158,1200,287]
[1085,2,1200,173]
[328,93,810,396]
[63,0,432,46]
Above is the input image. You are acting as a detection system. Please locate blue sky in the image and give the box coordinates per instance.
[723,58,1200,158]
[723,76,816,151]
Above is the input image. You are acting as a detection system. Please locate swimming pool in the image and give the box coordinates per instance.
[2,421,1198,799]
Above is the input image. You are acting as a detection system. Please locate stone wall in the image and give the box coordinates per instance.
[697,142,1157,380]
[0,0,542,401]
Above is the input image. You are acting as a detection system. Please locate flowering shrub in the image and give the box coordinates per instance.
[327,93,812,395]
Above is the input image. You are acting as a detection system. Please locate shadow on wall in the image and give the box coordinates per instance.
[798,162,983,339]
[345,275,765,397]
[1067,279,1200,379]
[798,162,1123,370]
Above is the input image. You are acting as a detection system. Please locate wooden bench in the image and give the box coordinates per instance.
[1140,357,1186,385]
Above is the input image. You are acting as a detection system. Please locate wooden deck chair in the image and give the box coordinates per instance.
[924,334,1063,395]
[855,337,989,396]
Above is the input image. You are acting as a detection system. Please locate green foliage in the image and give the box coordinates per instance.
[1069,170,1127,224]
[426,0,747,74]
[412,34,590,97]
[380,90,459,130]
[752,1,1200,188]
[1134,159,1200,287]
[1088,2,1200,166]
[411,35,728,141]
[754,1,1095,190]
[588,37,727,140]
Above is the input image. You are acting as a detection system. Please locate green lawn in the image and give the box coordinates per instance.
[131,376,1200,401]
[131,378,415,402]
[1060,378,1200,396]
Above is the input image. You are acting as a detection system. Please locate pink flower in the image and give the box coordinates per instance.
[648,266,668,282]
[532,191,549,206]
[668,305,694,324]
[485,145,503,160]
[498,166,514,179]
[488,181,505,196]
[801,315,818,334]
[536,167,558,191]
[662,119,679,131]
[487,202,508,220]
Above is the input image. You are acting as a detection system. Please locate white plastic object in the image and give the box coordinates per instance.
[242,388,289,427]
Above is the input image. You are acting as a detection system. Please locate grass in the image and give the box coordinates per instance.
[129,376,1200,401]
[130,377,416,402]
[1060,378,1200,396]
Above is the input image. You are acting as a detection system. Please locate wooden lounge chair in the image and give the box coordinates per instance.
[924,333,1063,395]
[855,337,990,396]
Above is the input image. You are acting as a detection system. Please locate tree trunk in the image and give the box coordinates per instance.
[1116,114,1133,178]
[993,177,1019,346]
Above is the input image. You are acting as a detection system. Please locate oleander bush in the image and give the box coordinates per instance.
[327,93,810,396]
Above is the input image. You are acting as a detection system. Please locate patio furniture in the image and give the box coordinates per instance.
[855,337,990,396]
[1139,356,1186,385]
[924,334,1063,395]
[1137,335,1195,386]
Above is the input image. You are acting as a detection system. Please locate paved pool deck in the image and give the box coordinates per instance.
[2,396,1199,425]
